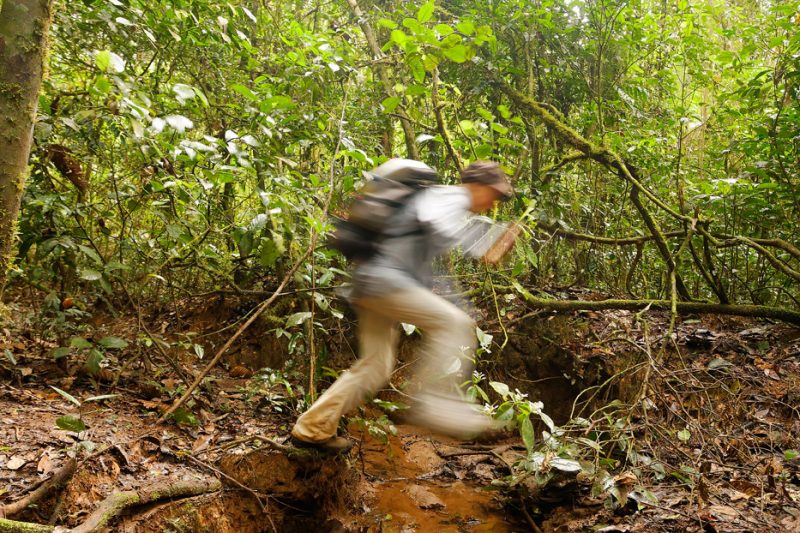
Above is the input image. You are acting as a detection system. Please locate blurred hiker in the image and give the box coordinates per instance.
[291,159,517,453]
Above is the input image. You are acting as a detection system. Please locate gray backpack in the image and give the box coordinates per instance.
[328,159,438,260]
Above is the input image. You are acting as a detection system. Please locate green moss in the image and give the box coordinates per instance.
[0,82,24,100]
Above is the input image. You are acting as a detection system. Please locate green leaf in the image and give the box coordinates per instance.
[458,119,476,135]
[377,18,397,29]
[52,347,71,360]
[417,1,434,23]
[56,415,86,433]
[70,337,93,349]
[435,24,453,36]
[442,44,468,63]
[259,239,281,267]
[51,386,81,407]
[78,245,103,266]
[97,336,128,349]
[520,415,535,451]
[381,96,401,113]
[95,50,125,73]
[677,428,691,442]
[407,55,426,82]
[456,20,475,35]
[784,449,799,460]
[86,349,104,375]
[170,407,199,426]
[390,29,408,45]
[231,83,258,101]
[286,312,312,327]
[79,268,102,281]
[489,381,510,398]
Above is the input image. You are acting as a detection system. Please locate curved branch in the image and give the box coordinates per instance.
[71,479,221,533]
[535,220,685,245]
[0,459,76,519]
[630,187,691,300]
[539,152,588,184]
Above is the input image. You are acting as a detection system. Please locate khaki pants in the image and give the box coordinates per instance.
[292,286,491,443]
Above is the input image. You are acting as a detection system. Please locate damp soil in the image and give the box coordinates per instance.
[337,422,524,531]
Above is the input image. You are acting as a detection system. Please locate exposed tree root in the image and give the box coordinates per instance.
[0,459,76,519]
[0,478,222,533]
[71,478,222,533]
[0,518,54,533]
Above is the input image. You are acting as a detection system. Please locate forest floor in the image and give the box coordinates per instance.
[0,289,799,532]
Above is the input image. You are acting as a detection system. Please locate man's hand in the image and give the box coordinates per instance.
[482,222,521,265]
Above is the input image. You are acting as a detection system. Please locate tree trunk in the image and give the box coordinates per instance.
[0,0,54,297]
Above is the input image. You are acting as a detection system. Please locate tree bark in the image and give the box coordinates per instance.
[345,0,418,159]
[0,0,54,297]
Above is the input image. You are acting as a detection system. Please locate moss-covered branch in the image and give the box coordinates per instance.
[0,518,53,533]
[431,68,462,173]
[517,295,800,326]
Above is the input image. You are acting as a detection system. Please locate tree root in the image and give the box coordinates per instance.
[0,478,221,533]
[71,478,222,533]
[0,459,77,519]
[0,518,55,533]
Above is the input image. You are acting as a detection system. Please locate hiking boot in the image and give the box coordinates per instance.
[290,435,354,454]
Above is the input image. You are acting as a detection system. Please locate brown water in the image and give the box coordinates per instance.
[340,423,522,532]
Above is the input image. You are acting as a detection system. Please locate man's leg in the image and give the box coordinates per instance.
[291,307,397,443]
[356,287,492,438]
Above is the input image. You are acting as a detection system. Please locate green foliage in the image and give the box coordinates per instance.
[9,0,796,312]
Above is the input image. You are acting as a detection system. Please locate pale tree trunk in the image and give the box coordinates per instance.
[0,0,54,297]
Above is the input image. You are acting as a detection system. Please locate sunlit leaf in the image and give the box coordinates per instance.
[165,115,193,133]
[417,1,434,23]
[51,386,81,407]
[442,44,468,63]
[286,312,312,327]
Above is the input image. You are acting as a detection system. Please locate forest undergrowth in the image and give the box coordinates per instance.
[1,287,798,532]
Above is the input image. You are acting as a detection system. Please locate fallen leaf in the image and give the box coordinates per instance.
[37,453,52,474]
[708,504,738,520]
[192,433,214,453]
[7,456,26,470]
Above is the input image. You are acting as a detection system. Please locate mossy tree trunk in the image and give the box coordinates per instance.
[0,0,54,298]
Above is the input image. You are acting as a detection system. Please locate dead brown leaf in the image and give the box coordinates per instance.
[7,455,26,470]
[37,452,52,474]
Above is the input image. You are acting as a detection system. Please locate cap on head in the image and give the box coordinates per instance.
[460,161,513,201]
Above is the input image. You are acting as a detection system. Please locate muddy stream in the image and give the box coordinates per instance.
[339,422,522,531]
